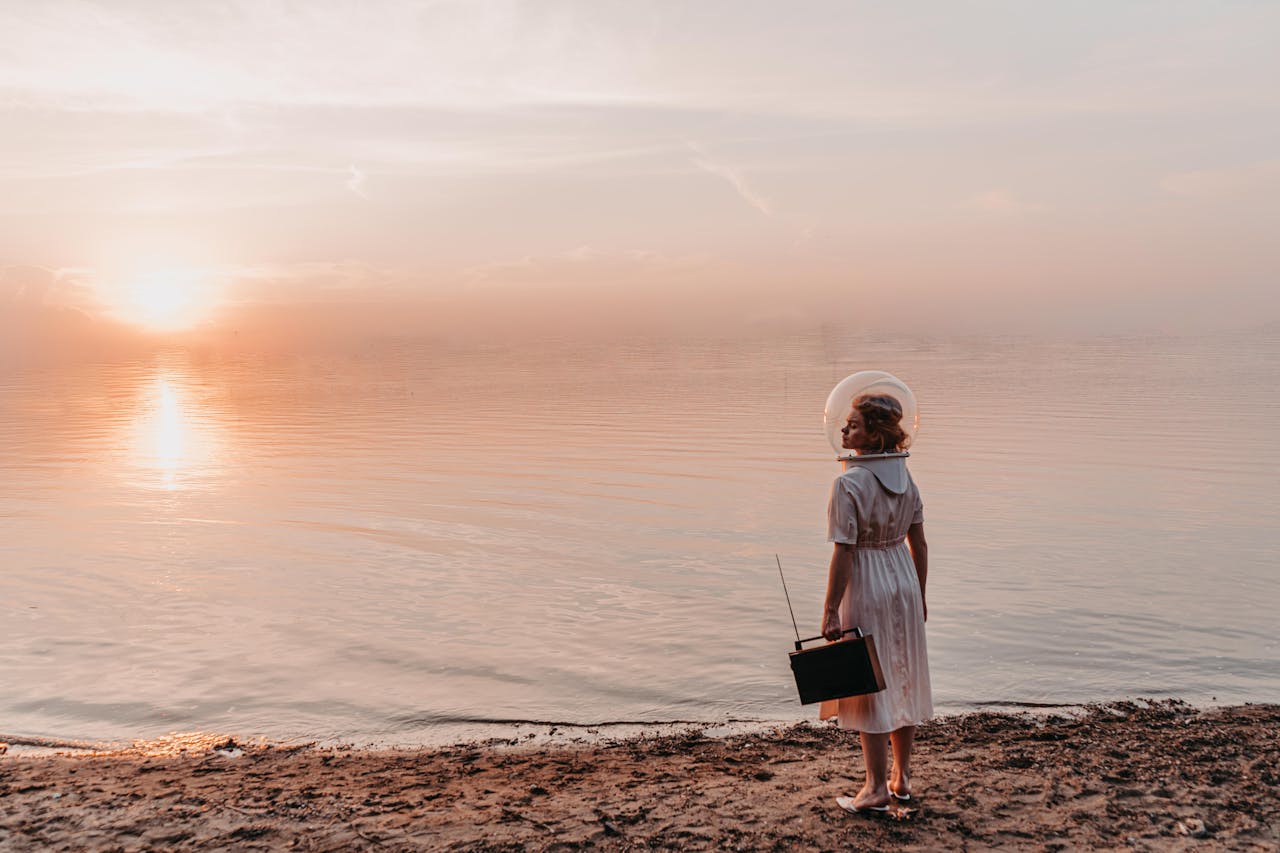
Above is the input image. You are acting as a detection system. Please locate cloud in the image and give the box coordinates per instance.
[463,245,705,285]
[0,265,55,303]
[226,260,401,299]
[0,264,95,307]
[1159,160,1280,199]
[345,164,368,198]
[962,190,1043,216]
[686,142,772,216]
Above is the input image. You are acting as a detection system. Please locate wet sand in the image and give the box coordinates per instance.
[1,701,1276,851]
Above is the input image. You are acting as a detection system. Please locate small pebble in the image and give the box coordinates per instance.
[1176,818,1208,838]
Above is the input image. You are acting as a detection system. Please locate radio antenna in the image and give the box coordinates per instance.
[775,554,801,643]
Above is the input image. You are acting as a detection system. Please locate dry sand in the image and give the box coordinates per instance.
[1,700,1276,851]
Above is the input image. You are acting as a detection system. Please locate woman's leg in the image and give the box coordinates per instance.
[852,731,892,808]
[889,726,916,796]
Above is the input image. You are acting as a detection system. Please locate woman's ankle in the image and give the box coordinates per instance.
[853,784,891,806]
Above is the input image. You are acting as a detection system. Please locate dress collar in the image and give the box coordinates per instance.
[839,452,910,494]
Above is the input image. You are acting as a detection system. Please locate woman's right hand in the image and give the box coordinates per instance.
[821,609,843,641]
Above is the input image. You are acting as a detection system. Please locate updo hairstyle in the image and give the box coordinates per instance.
[853,394,910,453]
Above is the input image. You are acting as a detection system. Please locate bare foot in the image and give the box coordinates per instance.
[850,783,891,811]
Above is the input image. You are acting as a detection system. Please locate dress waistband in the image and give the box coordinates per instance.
[855,535,907,550]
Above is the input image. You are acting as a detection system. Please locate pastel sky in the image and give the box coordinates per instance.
[2,0,1278,343]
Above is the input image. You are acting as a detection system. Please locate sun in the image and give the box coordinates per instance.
[105,268,219,332]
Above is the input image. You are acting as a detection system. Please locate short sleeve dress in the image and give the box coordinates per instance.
[818,455,933,733]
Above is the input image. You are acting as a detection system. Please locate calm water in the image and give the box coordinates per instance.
[2,328,1278,745]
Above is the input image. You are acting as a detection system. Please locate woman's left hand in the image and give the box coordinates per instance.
[821,609,842,641]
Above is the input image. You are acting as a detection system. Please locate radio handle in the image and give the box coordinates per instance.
[794,626,864,652]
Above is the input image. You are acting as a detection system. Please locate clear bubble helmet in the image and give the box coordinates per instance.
[823,371,919,459]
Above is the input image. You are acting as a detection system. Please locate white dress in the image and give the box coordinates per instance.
[818,455,933,733]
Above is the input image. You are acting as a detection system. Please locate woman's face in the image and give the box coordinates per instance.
[841,409,868,452]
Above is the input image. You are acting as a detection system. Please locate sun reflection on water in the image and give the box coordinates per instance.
[153,380,185,483]
[131,366,223,490]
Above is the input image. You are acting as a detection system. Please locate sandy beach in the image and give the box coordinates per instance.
[1,700,1276,851]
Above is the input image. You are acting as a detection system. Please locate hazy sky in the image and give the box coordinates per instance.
[2,0,1278,341]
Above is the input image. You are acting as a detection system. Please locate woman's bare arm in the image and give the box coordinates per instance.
[821,542,854,640]
[906,522,928,622]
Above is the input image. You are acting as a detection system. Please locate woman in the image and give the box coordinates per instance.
[819,393,932,814]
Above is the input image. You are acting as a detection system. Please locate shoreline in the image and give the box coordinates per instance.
[0,697,1223,756]
[2,700,1276,850]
